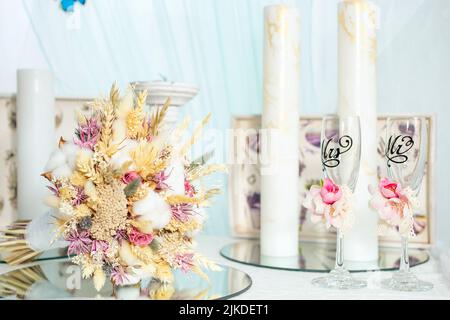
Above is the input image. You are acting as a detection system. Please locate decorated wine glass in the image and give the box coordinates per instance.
[304,115,366,289]
[378,116,432,291]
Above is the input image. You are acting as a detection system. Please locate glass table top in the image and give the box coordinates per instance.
[0,259,252,300]
[221,240,429,273]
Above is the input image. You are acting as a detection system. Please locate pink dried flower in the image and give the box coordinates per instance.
[171,203,195,222]
[174,253,194,273]
[184,180,195,197]
[153,170,170,191]
[72,186,88,206]
[128,228,153,247]
[74,117,100,150]
[66,230,92,255]
[122,171,140,184]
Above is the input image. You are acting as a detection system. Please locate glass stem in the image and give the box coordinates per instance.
[399,236,410,273]
[335,229,344,270]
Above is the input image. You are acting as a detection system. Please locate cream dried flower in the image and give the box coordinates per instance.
[90,181,128,241]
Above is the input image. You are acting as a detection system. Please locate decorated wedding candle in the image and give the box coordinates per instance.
[338,0,379,261]
[16,69,55,220]
[260,5,300,257]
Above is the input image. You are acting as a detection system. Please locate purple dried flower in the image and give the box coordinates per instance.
[47,181,62,196]
[91,240,109,255]
[174,253,195,273]
[72,186,88,206]
[110,266,129,286]
[113,229,128,243]
[74,117,100,150]
[66,230,92,255]
[171,203,195,222]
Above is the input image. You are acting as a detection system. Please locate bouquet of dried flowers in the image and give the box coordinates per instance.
[0,84,224,291]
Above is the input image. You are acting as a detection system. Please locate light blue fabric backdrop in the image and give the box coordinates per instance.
[19,0,450,244]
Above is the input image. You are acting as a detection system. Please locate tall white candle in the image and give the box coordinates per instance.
[16,69,55,221]
[261,5,300,257]
[338,0,379,261]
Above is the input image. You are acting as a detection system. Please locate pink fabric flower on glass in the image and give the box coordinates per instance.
[128,228,153,247]
[122,171,140,184]
[320,178,342,205]
[379,178,402,199]
[303,179,352,231]
[369,178,407,227]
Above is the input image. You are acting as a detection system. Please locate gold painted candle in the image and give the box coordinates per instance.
[338,0,379,261]
[261,5,300,257]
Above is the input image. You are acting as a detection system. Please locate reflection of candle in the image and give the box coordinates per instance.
[260,5,300,257]
[338,0,379,261]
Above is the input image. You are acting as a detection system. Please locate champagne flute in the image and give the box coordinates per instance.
[311,115,366,289]
[381,116,433,291]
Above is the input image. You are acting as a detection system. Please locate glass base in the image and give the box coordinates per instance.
[311,268,367,290]
[381,271,433,292]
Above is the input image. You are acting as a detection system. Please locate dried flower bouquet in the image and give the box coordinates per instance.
[0,84,224,291]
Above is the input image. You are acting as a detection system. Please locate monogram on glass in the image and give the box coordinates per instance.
[381,116,433,291]
[311,115,366,289]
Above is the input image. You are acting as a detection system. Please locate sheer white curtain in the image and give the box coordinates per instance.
[1,0,449,241]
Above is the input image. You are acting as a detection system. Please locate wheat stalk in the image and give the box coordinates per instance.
[150,97,171,137]
[186,164,227,181]
[179,113,211,157]
[109,82,120,108]
[98,99,116,156]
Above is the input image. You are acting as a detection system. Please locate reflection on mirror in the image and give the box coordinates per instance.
[221,240,428,273]
[0,260,252,300]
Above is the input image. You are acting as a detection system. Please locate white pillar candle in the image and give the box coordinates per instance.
[261,5,300,257]
[16,69,55,221]
[338,0,379,261]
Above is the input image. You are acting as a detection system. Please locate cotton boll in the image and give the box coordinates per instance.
[44,149,66,172]
[133,189,172,229]
[63,143,83,170]
[51,164,72,179]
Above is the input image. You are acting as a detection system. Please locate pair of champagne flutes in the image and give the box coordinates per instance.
[314,115,432,292]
